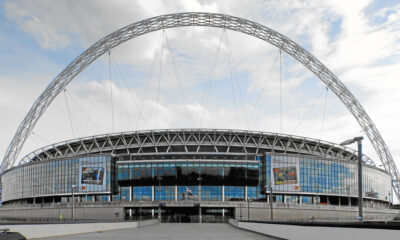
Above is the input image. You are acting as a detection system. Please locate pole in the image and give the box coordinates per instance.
[157,176,162,222]
[198,175,202,223]
[357,139,363,222]
[247,198,250,221]
[71,186,75,221]
[139,201,142,221]
[269,184,274,221]
[240,203,242,221]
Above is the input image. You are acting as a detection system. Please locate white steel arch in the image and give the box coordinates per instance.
[1,12,399,198]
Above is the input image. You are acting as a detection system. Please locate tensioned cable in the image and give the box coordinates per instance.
[164,30,194,128]
[81,56,107,135]
[308,90,327,136]
[63,88,75,138]
[292,89,326,133]
[279,48,282,133]
[31,131,52,146]
[110,55,138,130]
[249,52,280,129]
[64,89,102,133]
[223,30,239,128]
[155,30,165,129]
[320,87,329,138]
[108,51,115,133]
[196,29,225,128]
[136,31,165,130]
[225,30,250,128]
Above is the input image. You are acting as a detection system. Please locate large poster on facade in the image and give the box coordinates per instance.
[81,167,104,185]
[271,155,300,192]
[273,166,297,185]
[78,158,107,192]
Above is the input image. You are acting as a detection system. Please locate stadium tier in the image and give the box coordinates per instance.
[1,129,391,208]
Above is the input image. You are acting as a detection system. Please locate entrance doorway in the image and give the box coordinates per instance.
[124,207,233,223]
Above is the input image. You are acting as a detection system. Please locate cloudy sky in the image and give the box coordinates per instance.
[1,0,400,174]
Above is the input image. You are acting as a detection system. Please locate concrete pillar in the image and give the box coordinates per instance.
[175,185,178,201]
[222,208,225,217]
[299,196,302,205]
[222,185,225,202]
[244,186,248,199]
[152,185,155,201]
[128,187,132,201]
[107,195,111,202]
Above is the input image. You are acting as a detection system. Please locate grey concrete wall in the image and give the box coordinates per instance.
[0,205,124,221]
[235,205,399,222]
[1,201,398,222]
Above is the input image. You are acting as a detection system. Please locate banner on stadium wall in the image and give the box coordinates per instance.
[78,158,107,192]
[271,155,300,192]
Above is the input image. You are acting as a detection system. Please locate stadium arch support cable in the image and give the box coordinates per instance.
[1,12,399,199]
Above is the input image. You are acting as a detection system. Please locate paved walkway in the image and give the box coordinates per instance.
[40,223,275,240]
[2,221,141,239]
[239,222,400,240]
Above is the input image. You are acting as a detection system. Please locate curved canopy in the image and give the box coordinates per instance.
[1,12,399,198]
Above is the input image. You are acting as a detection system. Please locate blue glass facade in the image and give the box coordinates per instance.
[261,155,392,202]
[2,156,112,202]
[1,153,392,205]
[117,161,259,186]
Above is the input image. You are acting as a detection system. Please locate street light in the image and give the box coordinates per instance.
[267,181,273,221]
[139,200,144,221]
[32,182,39,204]
[157,176,162,222]
[198,175,203,223]
[314,183,319,204]
[246,197,252,221]
[340,136,363,222]
[71,184,77,221]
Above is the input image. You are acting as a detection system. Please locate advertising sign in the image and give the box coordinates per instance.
[271,155,300,192]
[273,166,297,185]
[79,158,107,192]
[81,167,104,185]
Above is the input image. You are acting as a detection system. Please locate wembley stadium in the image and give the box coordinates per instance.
[0,129,395,222]
[1,12,400,223]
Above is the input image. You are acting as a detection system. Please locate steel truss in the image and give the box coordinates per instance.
[1,12,399,198]
[17,129,374,166]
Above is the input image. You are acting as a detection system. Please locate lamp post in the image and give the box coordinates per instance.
[139,200,143,221]
[240,203,242,221]
[314,183,319,204]
[267,182,273,221]
[340,136,363,222]
[71,184,77,221]
[157,176,162,222]
[197,175,203,223]
[246,197,252,221]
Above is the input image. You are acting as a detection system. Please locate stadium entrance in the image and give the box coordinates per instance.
[125,207,234,223]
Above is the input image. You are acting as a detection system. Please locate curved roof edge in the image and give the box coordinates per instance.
[17,128,375,167]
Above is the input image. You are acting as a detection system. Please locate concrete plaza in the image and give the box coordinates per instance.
[38,223,275,240]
